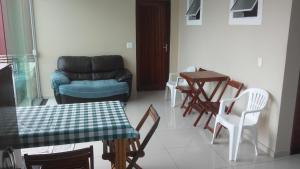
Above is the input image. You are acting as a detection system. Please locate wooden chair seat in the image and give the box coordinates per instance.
[176,85,191,92]
[203,102,220,113]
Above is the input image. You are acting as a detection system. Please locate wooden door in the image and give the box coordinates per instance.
[291,73,300,154]
[136,0,170,91]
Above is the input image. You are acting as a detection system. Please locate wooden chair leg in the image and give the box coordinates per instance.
[184,101,194,117]
[181,94,189,108]
[193,110,205,127]
[183,104,192,117]
[188,97,201,115]
[126,157,142,169]
[126,156,141,169]
[216,124,223,138]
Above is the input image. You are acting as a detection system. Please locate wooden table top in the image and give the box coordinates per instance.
[180,71,229,82]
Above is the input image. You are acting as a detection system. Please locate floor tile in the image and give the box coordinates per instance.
[167,146,230,169]
[45,91,300,169]
[211,138,273,166]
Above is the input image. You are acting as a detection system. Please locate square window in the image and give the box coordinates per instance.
[186,0,203,26]
[229,0,263,25]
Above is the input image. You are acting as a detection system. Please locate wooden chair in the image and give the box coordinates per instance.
[102,105,160,169]
[176,68,207,109]
[193,80,244,135]
[24,146,94,169]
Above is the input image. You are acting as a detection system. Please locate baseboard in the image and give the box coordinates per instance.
[274,151,290,158]
[243,133,276,158]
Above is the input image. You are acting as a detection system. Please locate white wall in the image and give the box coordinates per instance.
[170,0,179,73]
[177,0,293,155]
[34,0,179,98]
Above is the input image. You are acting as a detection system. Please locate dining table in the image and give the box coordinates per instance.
[1,101,139,169]
[180,70,230,117]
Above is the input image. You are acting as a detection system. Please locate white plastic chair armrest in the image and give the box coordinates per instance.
[218,96,244,116]
[240,109,264,125]
[175,77,186,86]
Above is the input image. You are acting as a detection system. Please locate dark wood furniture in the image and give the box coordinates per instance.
[102,105,160,169]
[180,71,230,117]
[193,80,244,135]
[0,64,19,149]
[176,68,207,109]
[0,64,15,107]
[24,146,94,169]
[136,0,170,90]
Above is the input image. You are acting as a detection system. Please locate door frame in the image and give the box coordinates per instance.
[136,0,171,91]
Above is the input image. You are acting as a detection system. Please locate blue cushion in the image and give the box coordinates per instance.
[51,71,70,95]
[58,79,129,99]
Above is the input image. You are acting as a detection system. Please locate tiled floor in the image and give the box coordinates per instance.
[41,91,300,169]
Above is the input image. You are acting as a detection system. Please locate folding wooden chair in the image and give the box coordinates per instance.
[176,68,207,109]
[102,105,160,169]
[24,146,94,169]
[193,80,244,135]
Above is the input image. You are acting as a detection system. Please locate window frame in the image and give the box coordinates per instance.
[229,0,263,25]
[186,0,203,26]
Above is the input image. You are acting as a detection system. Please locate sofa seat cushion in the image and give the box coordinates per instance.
[58,80,129,99]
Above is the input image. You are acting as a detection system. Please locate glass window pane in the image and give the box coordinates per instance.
[231,0,258,12]
[186,0,201,16]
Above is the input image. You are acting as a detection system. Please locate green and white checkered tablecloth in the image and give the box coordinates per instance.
[9,101,138,148]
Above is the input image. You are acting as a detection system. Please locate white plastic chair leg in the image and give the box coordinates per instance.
[211,118,219,144]
[171,88,177,107]
[165,86,169,100]
[233,127,243,161]
[251,127,259,156]
[229,126,238,161]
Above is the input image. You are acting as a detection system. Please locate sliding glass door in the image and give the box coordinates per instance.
[1,0,41,106]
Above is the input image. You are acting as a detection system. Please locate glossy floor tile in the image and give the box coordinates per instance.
[42,91,299,169]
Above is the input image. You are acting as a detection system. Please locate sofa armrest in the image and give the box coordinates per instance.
[116,69,132,82]
[115,69,132,100]
[51,71,70,94]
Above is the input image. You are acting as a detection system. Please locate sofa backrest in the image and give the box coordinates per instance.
[57,55,124,80]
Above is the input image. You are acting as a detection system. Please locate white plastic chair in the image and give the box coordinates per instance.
[211,88,269,161]
[165,66,197,107]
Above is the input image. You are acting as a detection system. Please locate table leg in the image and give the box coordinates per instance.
[183,81,205,117]
[112,139,127,169]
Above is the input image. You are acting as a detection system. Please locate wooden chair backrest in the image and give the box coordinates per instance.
[135,105,160,149]
[24,146,94,169]
[126,105,160,169]
[217,79,244,113]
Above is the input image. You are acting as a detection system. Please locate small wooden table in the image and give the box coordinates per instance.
[180,71,229,117]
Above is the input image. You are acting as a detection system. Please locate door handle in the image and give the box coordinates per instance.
[163,44,168,53]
